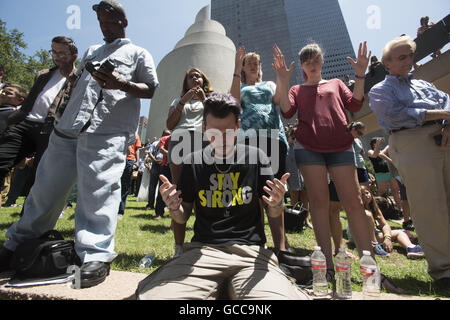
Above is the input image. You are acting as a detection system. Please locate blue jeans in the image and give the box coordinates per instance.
[147,162,161,208]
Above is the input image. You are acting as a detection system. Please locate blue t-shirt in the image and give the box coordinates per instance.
[238,81,287,147]
[353,138,366,169]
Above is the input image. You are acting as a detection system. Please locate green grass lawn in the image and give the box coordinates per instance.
[1,196,449,299]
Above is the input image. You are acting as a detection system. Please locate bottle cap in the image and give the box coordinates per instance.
[362,250,371,255]
[314,246,321,251]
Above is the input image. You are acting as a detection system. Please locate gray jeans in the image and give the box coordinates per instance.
[4,131,127,263]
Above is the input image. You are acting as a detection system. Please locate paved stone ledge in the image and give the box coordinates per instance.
[0,271,445,300]
[0,270,147,300]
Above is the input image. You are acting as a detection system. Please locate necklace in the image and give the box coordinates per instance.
[214,162,233,174]
[212,146,237,174]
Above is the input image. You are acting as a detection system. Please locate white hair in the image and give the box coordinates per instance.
[381,35,416,65]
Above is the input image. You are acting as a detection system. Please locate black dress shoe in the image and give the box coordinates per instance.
[80,261,110,288]
[0,246,14,273]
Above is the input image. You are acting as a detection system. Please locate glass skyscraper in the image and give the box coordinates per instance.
[211,0,356,85]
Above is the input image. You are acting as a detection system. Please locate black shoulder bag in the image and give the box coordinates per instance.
[10,230,77,279]
[275,249,313,287]
[284,202,308,232]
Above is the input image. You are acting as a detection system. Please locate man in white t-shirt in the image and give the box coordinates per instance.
[0,36,78,189]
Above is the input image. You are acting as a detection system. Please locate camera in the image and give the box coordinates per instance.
[85,58,116,75]
[40,116,55,135]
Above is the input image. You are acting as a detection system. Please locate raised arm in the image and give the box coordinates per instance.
[346,41,371,101]
[379,145,393,163]
[272,45,295,114]
[230,46,245,102]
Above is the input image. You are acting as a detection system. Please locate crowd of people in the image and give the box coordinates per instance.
[0,0,449,299]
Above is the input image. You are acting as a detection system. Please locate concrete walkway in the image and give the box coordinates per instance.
[0,270,445,300]
[0,270,146,300]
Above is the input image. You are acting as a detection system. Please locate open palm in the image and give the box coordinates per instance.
[272,44,295,84]
[347,41,371,76]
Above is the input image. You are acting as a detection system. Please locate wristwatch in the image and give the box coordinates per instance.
[121,80,131,92]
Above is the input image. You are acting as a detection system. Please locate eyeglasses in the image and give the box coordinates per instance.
[49,49,71,58]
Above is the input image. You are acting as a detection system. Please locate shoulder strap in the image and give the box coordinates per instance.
[40,230,64,241]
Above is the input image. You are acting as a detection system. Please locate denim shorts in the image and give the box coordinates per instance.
[294,140,356,168]
[357,168,370,183]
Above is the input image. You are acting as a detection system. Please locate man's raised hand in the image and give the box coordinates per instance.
[159,174,182,211]
[262,173,290,207]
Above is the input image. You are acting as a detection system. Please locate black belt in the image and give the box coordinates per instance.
[390,121,441,133]
[53,118,92,139]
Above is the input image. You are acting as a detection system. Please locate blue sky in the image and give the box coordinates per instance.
[1,0,449,117]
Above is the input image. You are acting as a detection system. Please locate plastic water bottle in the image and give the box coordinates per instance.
[139,254,155,269]
[335,248,352,299]
[311,246,328,296]
[360,250,380,300]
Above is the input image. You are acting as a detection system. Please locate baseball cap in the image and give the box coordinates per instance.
[92,0,126,20]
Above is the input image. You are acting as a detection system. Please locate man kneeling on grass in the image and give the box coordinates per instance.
[136,93,310,300]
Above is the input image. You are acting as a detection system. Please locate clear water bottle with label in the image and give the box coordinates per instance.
[139,254,155,269]
[335,247,352,299]
[360,250,381,300]
[311,246,328,296]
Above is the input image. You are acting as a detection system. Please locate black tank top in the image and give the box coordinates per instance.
[370,156,389,173]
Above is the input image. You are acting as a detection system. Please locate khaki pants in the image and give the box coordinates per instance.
[136,243,311,300]
[389,124,450,280]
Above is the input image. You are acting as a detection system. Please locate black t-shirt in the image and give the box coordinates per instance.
[178,144,274,246]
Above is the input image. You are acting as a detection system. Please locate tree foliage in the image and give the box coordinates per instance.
[0,19,54,90]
